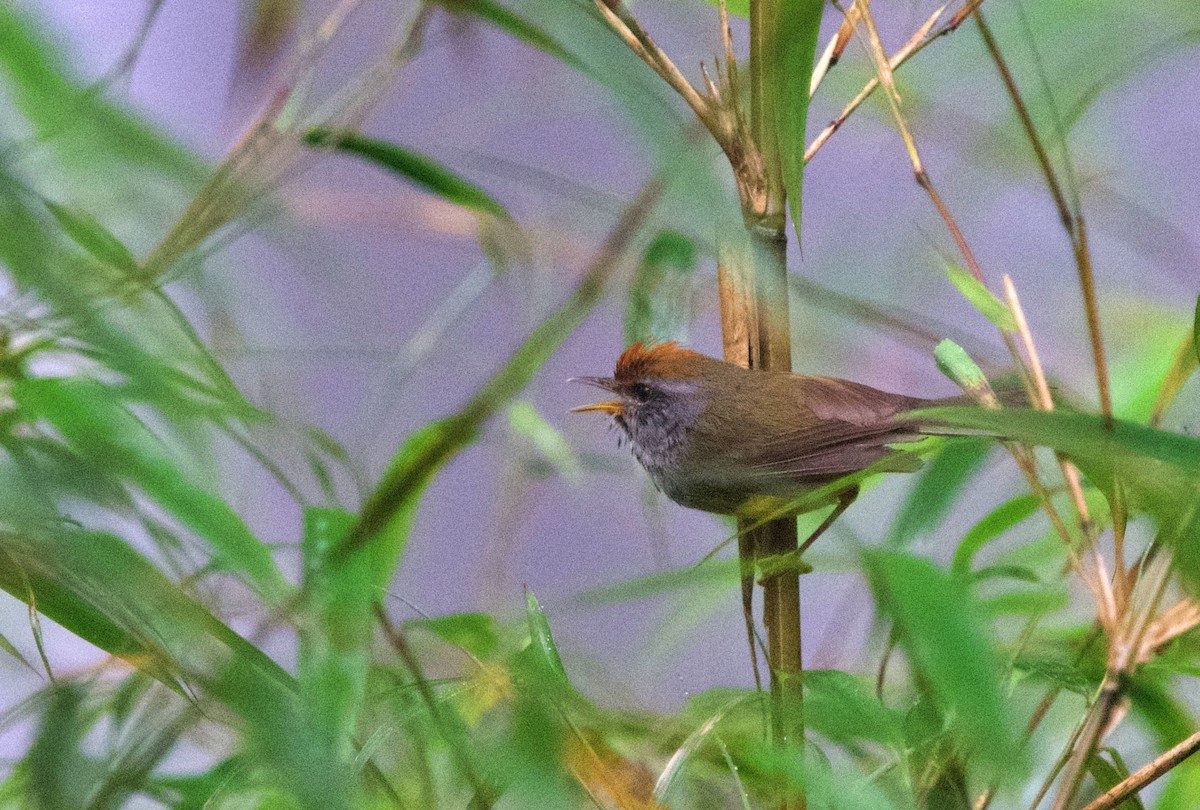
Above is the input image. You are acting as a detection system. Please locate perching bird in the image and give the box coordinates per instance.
[572,341,981,533]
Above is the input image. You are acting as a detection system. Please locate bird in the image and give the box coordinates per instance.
[571,341,985,547]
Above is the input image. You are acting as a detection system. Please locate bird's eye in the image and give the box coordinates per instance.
[632,383,652,401]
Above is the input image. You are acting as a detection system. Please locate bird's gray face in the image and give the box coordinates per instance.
[571,376,704,472]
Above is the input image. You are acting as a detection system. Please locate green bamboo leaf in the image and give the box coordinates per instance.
[14,377,287,601]
[979,587,1067,617]
[702,0,748,15]
[209,662,354,810]
[864,549,1023,777]
[625,230,696,345]
[804,670,905,750]
[0,628,36,675]
[944,262,1018,332]
[580,557,741,605]
[439,0,578,66]
[1087,750,1145,810]
[889,438,991,545]
[508,401,582,482]
[951,494,1042,578]
[1150,324,1200,426]
[356,419,447,594]
[1158,760,1200,809]
[0,529,293,695]
[916,406,1200,588]
[775,0,826,243]
[0,6,203,182]
[44,202,139,274]
[147,757,252,808]
[934,339,993,402]
[305,129,510,219]
[971,564,1041,585]
[655,692,756,803]
[1011,655,1093,695]
[525,589,567,684]
[299,508,371,758]
[1193,293,1200,363]
[407,612,500,659]
[26,683,100,808]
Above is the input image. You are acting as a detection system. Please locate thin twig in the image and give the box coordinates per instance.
[1050,554,1174,810]
[374,604,495,807]
[592,0,716,132]
[805,0,986,163]
[973,11,1112,429]
[1080,728,1200,810]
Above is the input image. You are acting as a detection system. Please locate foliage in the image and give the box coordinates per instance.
[0,1,1197,809]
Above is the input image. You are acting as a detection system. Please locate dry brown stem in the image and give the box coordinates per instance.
[1080,728,1200,810]
[805,0,985,163]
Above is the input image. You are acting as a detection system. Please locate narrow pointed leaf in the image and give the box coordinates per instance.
[45,202,139,273]
[774,0,826,243]
[525,589,567,684]
[944,261,1017,332]
[441,0,578,66]
[951,494,1041,578]
[306,129,510,219]
[14,377,287,600]
[890,438,990,545]
[865,549,1023,777]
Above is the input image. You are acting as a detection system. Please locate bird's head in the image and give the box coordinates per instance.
[570,342,712,466]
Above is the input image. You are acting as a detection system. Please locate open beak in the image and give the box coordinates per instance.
[568,376,624,415]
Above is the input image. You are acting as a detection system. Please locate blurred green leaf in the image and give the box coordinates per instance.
[864,549,1022,777]
[508,401,582,482]
[305,129,510,219]
[14,377,287,601]
[300,508,371,760]
[699,0,749,15]
[525,589,567,685]
[1011,655,1093,695]
[0,628,36,675]
[209,662,355,810]
[1150,323,1199,427]
[0,528,293,696]
[934,339,992,399]
[804,670,904,750]
[440,0,578,66]
[147,756,252,809]
[951,494,1041,578]
[979,586,1067,617]
[775,0,825,244]
[1158,758,1200,810]
[408,612,500,660]
[26,682,100,809]
[0,6,203,182]
[915,407,1200,588]
[44,202,139,274]
[890,439,990,545]
[1087,749,1145,810]
[1126,675,1196,751]
[625,230,696,345]
[1194,294,1200,363]
[580,556,740,605]
[944,262,1017,332]
[971,564,1041,585]
[655,692,753,803]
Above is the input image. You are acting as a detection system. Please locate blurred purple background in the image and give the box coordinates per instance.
[3,0,1197,775]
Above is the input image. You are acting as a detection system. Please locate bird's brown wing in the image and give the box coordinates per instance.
[744,376,928,479]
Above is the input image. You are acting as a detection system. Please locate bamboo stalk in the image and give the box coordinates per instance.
[734,3,805,808]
